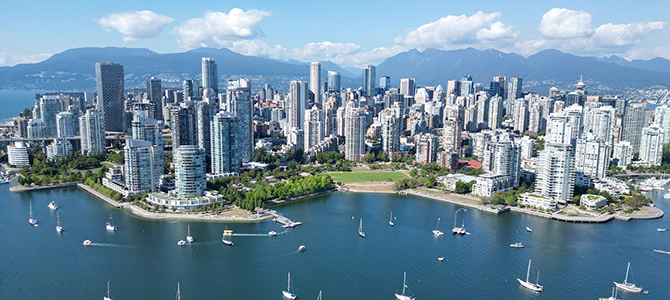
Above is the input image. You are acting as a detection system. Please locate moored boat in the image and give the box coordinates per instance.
[48,201,58,210]
[614,262,642,293]
[510,242,525,248]
[517,259,543,292]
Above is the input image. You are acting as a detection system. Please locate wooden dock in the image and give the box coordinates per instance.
[268,211,302,228]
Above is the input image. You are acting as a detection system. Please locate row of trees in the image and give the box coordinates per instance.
[84,178,123,201]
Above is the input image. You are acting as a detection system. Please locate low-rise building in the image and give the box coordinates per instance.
[471,173,515,198]
[581,194,608,211]
[519,193,557,210]
[7,142,29,167]
[437,174,477,191]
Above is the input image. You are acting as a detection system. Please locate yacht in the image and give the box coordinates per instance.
[510,242,526,248]
[28,200,38,226]
[658,227,666,232]
[83,239,92,246]
[186,224,194,243]
[389,211,394,226]
[104,280,112,300]
[664,192,670,199]
[526,226,533,232]
[358,218,366,238]
[517,259,543,292]
[106,214,117,231]
[394,272,415,300]
[56,212,64,233]
[282,272,297,299]
[177,240,186,246]
[599,286,621,300]
[298,245,306,251]
[269,231,277,236]
[614,262,642,293]
[432,218,444,236]
[452,208,467,234]
[223,226,233,236]
[48,201,58,210]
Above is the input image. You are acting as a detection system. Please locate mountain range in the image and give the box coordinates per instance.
[1,46,669,95]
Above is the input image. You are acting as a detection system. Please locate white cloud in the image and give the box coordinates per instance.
[292,42,361,61]
[98,11,174,42]
[394,11,518,49]
[173,8,271,49]
[593,21,666,47]
[227,40,287,60]
[0,53,52,67]
[537,8,594,39]
[625,46,670,61]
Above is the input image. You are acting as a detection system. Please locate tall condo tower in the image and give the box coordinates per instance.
[146,77,163,120]
[95,62,124,132]
[310,62,321,104]
[288,81,307,130]
[362,65,376,96]
[327,71,340,92]
[202,57,218,94]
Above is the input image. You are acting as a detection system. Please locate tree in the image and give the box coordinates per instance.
[455,180,472,194]
[490,195,506,205]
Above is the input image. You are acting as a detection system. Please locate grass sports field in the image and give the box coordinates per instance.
[327,171,409,183]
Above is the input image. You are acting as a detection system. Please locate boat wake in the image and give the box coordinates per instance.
[88,243,127,248]
[233,230,290,237]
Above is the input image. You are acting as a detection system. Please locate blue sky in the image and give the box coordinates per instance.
[1,0,669,67]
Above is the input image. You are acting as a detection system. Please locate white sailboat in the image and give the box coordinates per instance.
[106,214,117,231]
[452,208,467,234]
[186,224,194,243]
[614,262,642,293]
[104,280,112,300]
[175,282,181,300]
[517,259,543,292]
[48,201,58,210]
[432,217,443,236]
[358,218,366,238]
[282,272,297,299]
[316,290,322,300]
[395,272,415,300]
[599,286,621,300]
[389,211,394,226]
[56,211,64,233]
[29,200,38,226]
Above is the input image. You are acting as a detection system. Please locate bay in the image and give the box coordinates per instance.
[0,181,668,299]
[0,90,44,121]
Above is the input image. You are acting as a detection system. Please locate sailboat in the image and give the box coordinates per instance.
[517,259,543,292]
[56,211,64,233]
[175,282,181,300]
[432,217,444,236]
[614,262,642,293]
[104,280,112,300]
[106,214,117,231]
[316,290,322,300]
[599,286,621,300]
[358,218,366,238]
[389,211,394,226]
[282,272,297,299]
[395,272,415,300]
[29,200,38,226]
[452,208,467,234]
[186,224,194,243]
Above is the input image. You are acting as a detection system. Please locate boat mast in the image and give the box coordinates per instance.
[526,260,531,283]
[436,217,440,230]
[288,272,291,292]
[107,281,111,298]
[176,282,181,300]
[402,272,407,295]
[536,269,540,285]
[188,225,190,236]
[624,262,630,285]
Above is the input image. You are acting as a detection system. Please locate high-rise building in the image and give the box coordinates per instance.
[202,57,218,94]
[174,145,207,198]
[336,106,346,136]
[39,96,59,137]
[483,141,521,186]
[517,136,535,159]
[380,107,401,154]
[583,106,615,146]
[536,143,575,203]
[310,62,321,104]
[196,103,218,155]
[327,71,340,92]
[131,116,164,167]
[288,81,307,130]
[79,109,105,155]
[513,98,528,132]
[415,133,440,164]
[227,81,253,163]
[506,77,522,113]
[442,120,461,152]
[621,103,648,154]
[488,95,504,129]
[362,65,376,96]
[46,138,73,160]
[640,124,664,166]
[125,139,161,193]
[654,104,670,144]
[95,62,124,132]
[146,77,163,121]
[211,111,241,174]
[304,106,325,150]
[288,127,304,149]
[574,134,611,179]
[345,107,366,161]
[27,119,47,139]
[170,103,196,149]
[182,79,201,101]
[56,112,76,138]
[7,142,29,167]
[379,76,391,91]
[612,141,633,168]
[400,78,415,97]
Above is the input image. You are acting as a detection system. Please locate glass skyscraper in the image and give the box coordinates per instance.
[95,62,124,132]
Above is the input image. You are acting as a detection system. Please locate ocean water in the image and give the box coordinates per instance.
[0,182,668,299]
[0,90,44,120]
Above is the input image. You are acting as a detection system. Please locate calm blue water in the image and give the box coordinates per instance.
[0,182,669,299]
[0,90,45,120]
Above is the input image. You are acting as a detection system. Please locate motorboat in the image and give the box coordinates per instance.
[177,240,186,246]
[526,226,533,232]
[438,257,444,262]
[56,211,64,233]
[298,245,306,251]
[510,242,526,248]
[394,272,415,300]
[29,200,38,226]
[433,217,444,236]
[358,218,366,238]
[83,240,92,246]
[389,211,394,226]
[664,192,670,199]
[282,272,297,299]
[517,259,543,292]
[269,231,277,236]
[48,201,58,210]
[614,262,642,293]
[186,225,194,243]
[222,238,233,246]
[106,214,117,231]
[658,227,666,232]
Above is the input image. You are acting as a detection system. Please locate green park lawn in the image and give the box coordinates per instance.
[327,171,409,183]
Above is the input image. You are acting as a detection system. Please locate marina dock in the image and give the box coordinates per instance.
[268,211,302,228]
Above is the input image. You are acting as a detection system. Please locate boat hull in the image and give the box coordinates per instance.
[614,282,642,293]
[395,293,415,300]
[359,231,366,238]
[282,290,296,299]
[517,278,543,292]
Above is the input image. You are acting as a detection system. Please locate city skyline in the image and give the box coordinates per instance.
[0,1,668,68]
